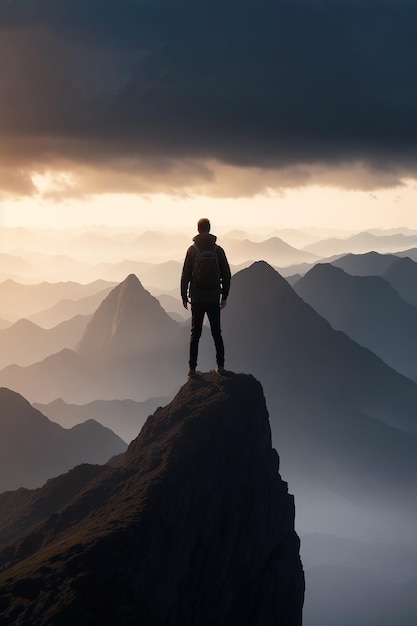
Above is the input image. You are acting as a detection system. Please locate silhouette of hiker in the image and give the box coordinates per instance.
[181,218,231,377]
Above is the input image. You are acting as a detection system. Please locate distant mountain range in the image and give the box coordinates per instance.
[303,232,417,257]
[396,247,417,264]
[27,286,114,328]
[0,279,114,321]
[382,256,417,308]
[0,253,33,281]
[294,263,417,381]
[0,314,90,369]
[224,236,318,266]
[329,252,417,309]
[330,251,398,276]
[0,387,127,492]
[34,395,171,443]
[0,274,187,403]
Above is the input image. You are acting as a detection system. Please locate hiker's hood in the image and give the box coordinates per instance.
[192,233,217,249]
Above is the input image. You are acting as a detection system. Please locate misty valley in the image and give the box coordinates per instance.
[1,225,417,625]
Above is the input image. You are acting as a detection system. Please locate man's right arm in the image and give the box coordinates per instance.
[218,247,231,301]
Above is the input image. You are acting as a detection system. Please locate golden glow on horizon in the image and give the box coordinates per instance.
[1,180,416,232]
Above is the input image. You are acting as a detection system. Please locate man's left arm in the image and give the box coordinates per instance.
[217,247,231,307]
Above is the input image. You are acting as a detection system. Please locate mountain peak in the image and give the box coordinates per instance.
[0,372,304,625]
[123,272,141,285]
[77,273,179,358]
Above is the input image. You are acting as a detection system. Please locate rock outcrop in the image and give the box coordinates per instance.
[0,372,304,625]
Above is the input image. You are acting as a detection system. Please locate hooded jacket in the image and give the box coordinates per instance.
[180,232,231,303]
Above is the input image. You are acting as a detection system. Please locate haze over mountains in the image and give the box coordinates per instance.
[294,263,417,381]
[0,315,90,369]
[4,262,417,521]
[0,274,188,403]
[303,231,417,257]
[0,388,126,492]
[3,224,417,624]
[221,263,417,511]
[34,396,169,443]
[0,279,114,322]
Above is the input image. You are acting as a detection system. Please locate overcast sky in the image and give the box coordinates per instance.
[1,0,417,229]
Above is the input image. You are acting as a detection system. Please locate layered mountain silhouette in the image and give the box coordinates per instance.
[0,274,187,403]
[225,236,318,266]
[0,253,33,281]
[294,263,417,380]
[3,265,417,523]
[396,247,417,264]
[218,262,417,526]
[0,279,113,322]
[86,260,183,289]
[330,252,417,307]
[331,251,398,276]
[34,395,171,443]
[382,255,417,308]
[0,315,90,369]
[0,373,304,626]
[0,388,127,492]
[27,286,114,328]
[303,232,417,257]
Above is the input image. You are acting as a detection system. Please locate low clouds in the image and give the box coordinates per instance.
[1,0,417,198]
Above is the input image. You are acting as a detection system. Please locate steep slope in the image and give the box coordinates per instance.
[77,273,180,358]
[219,262,417,518]
[294,263,417,380]
[382,255,417,307]
[330,253,417,309]
[0,373,304,626]
[396,247,417,264]
[0,388,127,492]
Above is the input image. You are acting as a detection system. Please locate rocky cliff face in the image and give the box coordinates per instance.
[0,372,304,626]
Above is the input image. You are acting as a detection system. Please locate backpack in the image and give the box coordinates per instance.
[192,243,220,289]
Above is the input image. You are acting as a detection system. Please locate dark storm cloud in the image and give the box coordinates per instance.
[1,0,417,194]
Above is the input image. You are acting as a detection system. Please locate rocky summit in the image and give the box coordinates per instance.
[0,372,304,626]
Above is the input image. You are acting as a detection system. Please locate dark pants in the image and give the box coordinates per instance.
[189,301,225,369]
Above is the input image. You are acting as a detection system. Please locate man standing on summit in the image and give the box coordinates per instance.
[181,218,231,377]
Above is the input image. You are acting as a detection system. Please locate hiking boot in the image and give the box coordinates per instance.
[188,368,196,377]
[215,365,225,375]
